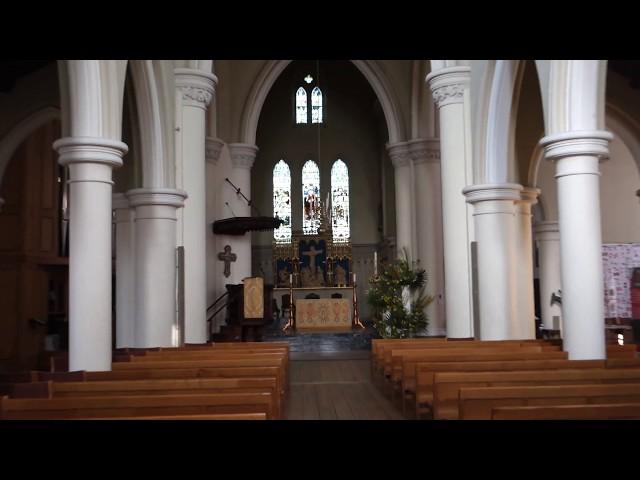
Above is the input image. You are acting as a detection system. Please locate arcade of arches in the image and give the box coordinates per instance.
[0,60,639,419]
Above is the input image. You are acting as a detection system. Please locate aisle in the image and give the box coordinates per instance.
[285,352,404,420]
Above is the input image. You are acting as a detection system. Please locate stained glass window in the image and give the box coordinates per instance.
[311,87,323,124]
[296,87,307,124]
[331,159,350,243]
[273,160,292,243]
[302,160,321,235]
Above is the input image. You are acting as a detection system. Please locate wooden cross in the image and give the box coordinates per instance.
[218,245,237,278]
[302,245,323,274]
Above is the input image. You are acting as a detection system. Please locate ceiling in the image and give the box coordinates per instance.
[609,60,640,90]
[0,60,55,93]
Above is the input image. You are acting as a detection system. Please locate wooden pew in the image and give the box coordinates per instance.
[372,339,549,378]
[0,392,276,420]
[459,383,640,420]
[110,357,286,396]
[100,413,268,420]
[491,403,640,420]
[413,359,606,419]
[605,344,638,358]
[433,367,640,419]
[10,377,281,419]
[397,344,561,394]
[386,347,567,400]
[130,350,289,381]
[381,342,559,383]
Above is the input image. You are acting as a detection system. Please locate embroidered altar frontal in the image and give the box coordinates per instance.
[295,298,351,330]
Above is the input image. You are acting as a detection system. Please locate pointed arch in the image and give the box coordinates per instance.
[331,159,350,242]
[296,87,308,124]
[302,159,321,234]
[311,86,323,124]
[273,159,292,243]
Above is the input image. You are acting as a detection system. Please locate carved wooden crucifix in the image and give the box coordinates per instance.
[218,245,237,278]
[302,245,323,274]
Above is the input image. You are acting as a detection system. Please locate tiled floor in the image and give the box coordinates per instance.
[284,353,403,420]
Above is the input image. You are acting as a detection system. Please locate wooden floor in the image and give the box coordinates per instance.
[285,353,404,420]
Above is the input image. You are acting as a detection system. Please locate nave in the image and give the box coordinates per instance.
[285,353,403,420]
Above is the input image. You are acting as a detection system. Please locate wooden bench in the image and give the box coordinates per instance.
[386,348,567,400]
[129,350,289,381]
[0,392,276,420]
[433,367,640,419]
[382,342,559,383]
[458,383,640,420]
[108,358,286,409]
[491,403,640,420]
[395,344,561,391]
[98,413,268,420]
[412,359,606,419]
[12,377,281,419]
[372,339,549,378]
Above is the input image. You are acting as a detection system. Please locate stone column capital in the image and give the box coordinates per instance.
[534,220,560,240]
[228,143,259,170]
[462,183,523,204]
[406,138,441,165]
[426,66,470,108]
[126,187,188,209]
[53,136,128,169]
[386,142,410,168]
[175,68,218,109]
[206,137,225,165]
[539,130,613,162]
[516,186,541,215]
[112,192,130,210]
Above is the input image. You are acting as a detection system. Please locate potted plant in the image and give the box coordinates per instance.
[366,250,433,338]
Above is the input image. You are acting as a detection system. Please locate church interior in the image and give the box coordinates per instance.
[1,59,640,420]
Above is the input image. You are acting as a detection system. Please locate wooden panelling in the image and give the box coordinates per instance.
[0,267,19,360]
[0,119,64,371]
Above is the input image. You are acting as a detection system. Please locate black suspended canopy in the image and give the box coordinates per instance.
[212,216,283,236]
[212,178,283,235]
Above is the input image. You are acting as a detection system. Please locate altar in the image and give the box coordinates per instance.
[273,286,356,331]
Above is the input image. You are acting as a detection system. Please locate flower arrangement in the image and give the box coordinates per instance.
[366,250,433,338]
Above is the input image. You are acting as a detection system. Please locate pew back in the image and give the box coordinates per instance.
[459,383,640,420]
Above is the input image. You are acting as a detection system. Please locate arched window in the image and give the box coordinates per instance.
[311,87,323,124]
[273,160,292,243]
[296,87,307,124]
[331,159,350,243]
[302,160,321,235]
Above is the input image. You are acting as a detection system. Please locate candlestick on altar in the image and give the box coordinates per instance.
[352,272,364,329]
[374,251,378,276]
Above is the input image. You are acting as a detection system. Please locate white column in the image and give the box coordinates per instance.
[463,183,522,340]
[534,221,562,332]
[175,68,217,344]
[426,67,474,338]
[408,139,446,336]
[514,187,540,339]
[53,137,127,371]
[113,193,135,348]
[387,142,414,260]
[127,188,186,347]
[225,143,258,283]
[540,131,612,360]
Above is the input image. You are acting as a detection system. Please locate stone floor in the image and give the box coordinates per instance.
[284,352,404,420]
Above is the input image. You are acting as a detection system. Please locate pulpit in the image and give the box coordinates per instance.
[218,280,274,342]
